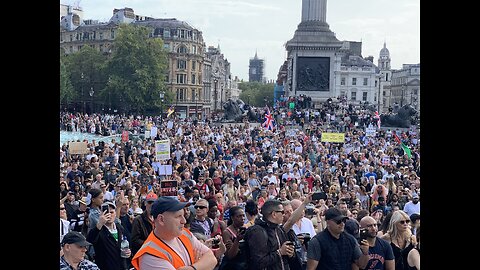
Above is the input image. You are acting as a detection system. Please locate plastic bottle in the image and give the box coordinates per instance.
[120,236,130,258]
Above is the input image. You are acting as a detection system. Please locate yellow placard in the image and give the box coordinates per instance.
[321,132,345,143]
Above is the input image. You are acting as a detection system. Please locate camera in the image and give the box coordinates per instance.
[312,192,327,201]
[297,233,311,248]
[305,207,315,216]
[238,227,247,235]
[211,238,220,249]
[359,228,369,243]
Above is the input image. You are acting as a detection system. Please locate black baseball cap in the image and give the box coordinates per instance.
[61,231,91,247]
[151,197,189,218]
[325,208,348,222]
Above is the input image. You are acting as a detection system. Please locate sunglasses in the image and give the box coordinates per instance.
[274,210,285,214]
[399,220,410,224]
[147,201,154,204]
[194,205,208,209]
[334,218,347,224]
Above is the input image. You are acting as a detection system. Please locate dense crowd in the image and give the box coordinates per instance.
[60,99,420,270]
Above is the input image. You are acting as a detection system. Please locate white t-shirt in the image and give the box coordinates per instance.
[292,217,317,238]
[139,233,211,270]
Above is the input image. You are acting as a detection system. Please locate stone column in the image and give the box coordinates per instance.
[301,0,327,22]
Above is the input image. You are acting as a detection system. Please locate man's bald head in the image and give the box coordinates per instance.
[359,215,377,228]
[290,199,302,210]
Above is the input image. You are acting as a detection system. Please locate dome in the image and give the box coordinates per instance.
[379,42,390,57]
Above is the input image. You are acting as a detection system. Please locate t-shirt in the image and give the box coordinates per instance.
[361,237,394,270]
[138,234,210,270]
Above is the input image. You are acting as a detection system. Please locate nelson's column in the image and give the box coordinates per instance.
[285,0,343,102]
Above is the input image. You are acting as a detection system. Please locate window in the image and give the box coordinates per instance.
[191,61,196,70]
[352,78,357,85]
[180,29,186,39]
[163,29,170,38]
[164,43,170,51]
[192,89,196,101]
[177,46,188,54]
[362,92,368,101]
[111,29,115,39]
[363,78,368,86]
[177,60,186,70]
[165,75,169,83]
[191,74,196,85]
[177,88,186,101]
[176,74,187,84]
[192,45,197,54]
[351,92,356,101]
[70,35,73,42]
[341,77,345,85]
[99,33,103,40]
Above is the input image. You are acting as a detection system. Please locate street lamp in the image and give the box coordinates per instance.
[81,72,85,114]
[89,87,94,114]
[213,79,218,111]
[377,76,382,112]
[400,84,405,107]
[159,91,165,120]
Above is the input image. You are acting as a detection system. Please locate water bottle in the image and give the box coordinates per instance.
[120,236,130,258]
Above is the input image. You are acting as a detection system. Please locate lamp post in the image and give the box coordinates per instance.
[377,76,382,112]
[213,78,218,111]
[81,72,85,114]
[195,90,198,120]
[89,87,94,114]
[159,91,165,120]
[400,84,405,107]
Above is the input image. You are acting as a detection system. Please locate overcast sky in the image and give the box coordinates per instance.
[62,0,420,81]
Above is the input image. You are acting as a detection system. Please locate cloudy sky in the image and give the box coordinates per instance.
[61,0,420,81]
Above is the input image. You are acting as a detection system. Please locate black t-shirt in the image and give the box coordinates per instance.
[361,237,394,270]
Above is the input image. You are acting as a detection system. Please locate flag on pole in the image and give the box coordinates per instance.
[393,132,412,158]
[374,111,381,129]
[263,107,275,131]
[166,106,175,118]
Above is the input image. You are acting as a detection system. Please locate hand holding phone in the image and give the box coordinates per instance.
[359,228,369,244]
[101,204,109,213]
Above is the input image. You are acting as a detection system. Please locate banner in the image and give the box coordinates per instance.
[155,140,171,160]
[321,132,345,143]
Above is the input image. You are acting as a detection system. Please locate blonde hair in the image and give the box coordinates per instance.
[387,210,412,240]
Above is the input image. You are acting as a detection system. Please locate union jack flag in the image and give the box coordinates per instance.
[263,107,275,131]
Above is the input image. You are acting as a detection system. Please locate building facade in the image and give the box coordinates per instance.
[390,64,420,114]
[134,18,206,119]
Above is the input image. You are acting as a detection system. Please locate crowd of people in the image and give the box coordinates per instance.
[60,98,420,270]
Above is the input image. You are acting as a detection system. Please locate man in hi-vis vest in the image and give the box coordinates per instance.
[132,196,217,270]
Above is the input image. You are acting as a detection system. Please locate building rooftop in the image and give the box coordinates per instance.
[134,18,195,30]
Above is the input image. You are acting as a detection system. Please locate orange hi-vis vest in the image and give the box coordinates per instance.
[131,228,196,269]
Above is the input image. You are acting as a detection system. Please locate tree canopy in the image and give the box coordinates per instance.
[239,82,274,107]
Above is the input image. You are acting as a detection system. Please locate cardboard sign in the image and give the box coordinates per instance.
[160,180,178,197]
[155,140,171,160]
[69,142,89,154]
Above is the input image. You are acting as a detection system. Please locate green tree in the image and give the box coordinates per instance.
[104,24,168,115]
[239,82,274,107]
[63,45,108,113]
[60,50,74,107]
